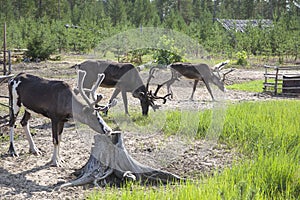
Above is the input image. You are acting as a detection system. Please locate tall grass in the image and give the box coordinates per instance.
[162,109,212,138]
[223,100,300,156]
[87,100,300,199]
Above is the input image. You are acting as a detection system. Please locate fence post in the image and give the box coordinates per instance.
[3,22,7,75]
[274,66,279,95]
[264,65,268,92]
[8,50,11,74]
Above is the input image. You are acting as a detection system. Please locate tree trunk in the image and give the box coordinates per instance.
[56,131,182,189]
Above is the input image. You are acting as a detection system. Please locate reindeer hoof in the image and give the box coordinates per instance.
[9,151,19,157]
[8,145,19,157]
[49,161,63,167]
[49,157,65,167]
[29,148,42,156]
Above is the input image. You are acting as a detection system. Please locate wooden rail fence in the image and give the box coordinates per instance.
[264,65,300,95]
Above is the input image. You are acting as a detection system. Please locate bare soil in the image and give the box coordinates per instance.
[0,60,282,199]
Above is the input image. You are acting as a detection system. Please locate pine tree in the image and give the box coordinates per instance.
[104,0,127,26]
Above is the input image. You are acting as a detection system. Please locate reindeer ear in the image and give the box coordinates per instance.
[139,92,146,97]
[133,91,145,98]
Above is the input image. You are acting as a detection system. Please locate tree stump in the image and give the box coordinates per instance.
[56,131,182,189]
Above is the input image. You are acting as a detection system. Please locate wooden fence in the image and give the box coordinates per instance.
[264,65,300,95]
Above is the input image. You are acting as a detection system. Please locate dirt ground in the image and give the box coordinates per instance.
[0,60,283,199]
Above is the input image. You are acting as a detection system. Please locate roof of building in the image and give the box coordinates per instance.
[216,19,273,32]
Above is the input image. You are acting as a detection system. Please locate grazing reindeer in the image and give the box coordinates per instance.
[8,71,115,167]
[73,60,169,115]
[165,61,233,100]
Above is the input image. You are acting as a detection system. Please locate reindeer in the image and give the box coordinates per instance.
[73,60,169,116]
[8,71,115,167]
[165,61,234,100]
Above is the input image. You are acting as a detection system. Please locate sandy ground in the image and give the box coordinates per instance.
[0,61,283,199]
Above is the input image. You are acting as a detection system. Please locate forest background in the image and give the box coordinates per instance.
[0,0,299,64]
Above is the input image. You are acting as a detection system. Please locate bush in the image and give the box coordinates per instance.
[236,51,248,66]
[25,31,57,61]
[153,35,184,65]
[153,49,183,65]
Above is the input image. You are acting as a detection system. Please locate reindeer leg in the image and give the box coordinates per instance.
[167,82,173,100]
[190,80,199,101]
[8,109,19,157]
[202,79,215,101]
[121,91,129,115]
[50,120,65,167]
[105,88,121,116]
[21,110,41,155]
[167,69,181,100]
[57,121,65,163]
[8,82,20,157]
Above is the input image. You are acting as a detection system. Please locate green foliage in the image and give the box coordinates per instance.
[153,35,184,65]
[121,49,151,64]
[152,49,183,65]
[25,29,57,61]
[0,1,299,62]
[235,51,248,66]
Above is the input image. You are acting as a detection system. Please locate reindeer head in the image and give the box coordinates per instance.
[142,67,171,115]
[212,60,235,82]
[132,67,171,115]
[132,86,151,116]
[74,70,116,134]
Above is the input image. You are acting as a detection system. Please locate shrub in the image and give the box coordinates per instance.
[236,51,248,66]
[25,31,57,61]
[153,35,184,65]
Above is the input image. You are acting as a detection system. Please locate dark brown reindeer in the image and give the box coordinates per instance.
[165,60,234,100]
[8,71,115,167]
[73,60,169,116]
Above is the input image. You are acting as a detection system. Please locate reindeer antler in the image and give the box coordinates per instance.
[146,67,157,91]
[212,60,233,81]
[95,99,117,112]
[145,67,173,111]
[221,68,236,81]
[213,60,230,71]
[77,70,117,112]
[77,70,105,107]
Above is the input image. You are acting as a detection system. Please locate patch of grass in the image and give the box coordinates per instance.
[87,100,300,200]
[106,108,212,138]
[222,100,300,156]
[107,109,169,134]
[227,80,264,93]
[162,109,212,138]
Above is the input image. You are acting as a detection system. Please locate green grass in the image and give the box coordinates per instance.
[223,100,300,156]
[227,79,283,93]
[106,109,169,134]
[162,109,212,138]
[87,100,300,200]
[227,80,264,93]
[105,108,212,138]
